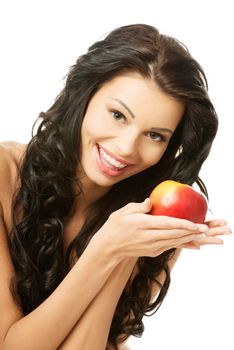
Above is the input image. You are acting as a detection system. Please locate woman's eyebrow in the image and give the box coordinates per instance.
[108,97,136,119]
[108,97,173,135]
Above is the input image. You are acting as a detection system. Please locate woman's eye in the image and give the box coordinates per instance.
[110,110,166,143]
[111,110,126,121]
[148,131,166,142]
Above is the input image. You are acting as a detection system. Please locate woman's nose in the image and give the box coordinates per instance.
[115,129,140,159]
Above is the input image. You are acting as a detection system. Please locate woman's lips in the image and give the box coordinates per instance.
[98,144,133,166]
[96,144,130,177]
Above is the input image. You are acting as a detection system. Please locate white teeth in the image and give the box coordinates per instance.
[99,147,127,169]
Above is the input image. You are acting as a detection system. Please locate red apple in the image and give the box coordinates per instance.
[149,180,208,223]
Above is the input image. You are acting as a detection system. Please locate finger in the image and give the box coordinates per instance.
[204,226,232,237]
[194,236,224,245]
[176,233,207,246]
[146,228,206,240]
[122,198,153,215]
[151,233,206,256]
[181,242,201,249]
[180,232,228,249]
[152,233,207,249]
[140,214,208,232]
[205,219,227,228]
[181,234,226,249]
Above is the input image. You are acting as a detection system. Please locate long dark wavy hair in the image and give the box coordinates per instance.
[9,24,218,348]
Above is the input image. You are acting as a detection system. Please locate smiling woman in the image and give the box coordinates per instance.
[0,23,231,350]
[79,72,184,186]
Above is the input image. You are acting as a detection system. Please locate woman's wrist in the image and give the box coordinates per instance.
[88,234,124,266]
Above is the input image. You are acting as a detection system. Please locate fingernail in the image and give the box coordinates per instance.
[218,221,227,226]
[144,198,150,205]
[226,230,232,234]
[217,239,224,244]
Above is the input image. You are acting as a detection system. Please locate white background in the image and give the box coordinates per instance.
[0,1,233,349]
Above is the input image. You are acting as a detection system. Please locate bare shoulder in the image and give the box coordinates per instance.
[0,142,26,341]
[0,140,27,195]
[0,141,27,165]
[0,141,27,233]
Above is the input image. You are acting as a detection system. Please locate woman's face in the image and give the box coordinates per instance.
[79,71,185,191]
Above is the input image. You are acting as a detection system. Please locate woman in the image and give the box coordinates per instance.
[0,24,231,350]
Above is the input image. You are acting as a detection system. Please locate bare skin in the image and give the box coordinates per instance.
[0,141,231,350]
[0,141,180,350]
[0,67,230,350]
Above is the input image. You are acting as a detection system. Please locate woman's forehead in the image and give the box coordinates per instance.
[92,72,185,130]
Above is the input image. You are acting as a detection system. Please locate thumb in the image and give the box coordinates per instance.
[141,197,153,213]
[122,198,153,215]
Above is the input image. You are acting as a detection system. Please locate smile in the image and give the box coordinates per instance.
[99,146,127,169]
[96,144,131,177]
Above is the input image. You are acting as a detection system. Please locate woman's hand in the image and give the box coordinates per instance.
[180,219,232,250]
[92,198,210,261]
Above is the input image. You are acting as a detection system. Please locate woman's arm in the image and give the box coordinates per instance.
[57,249,182,350]
[58,257,138,350]
[3,239,120,350]
[54,220,229,350]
